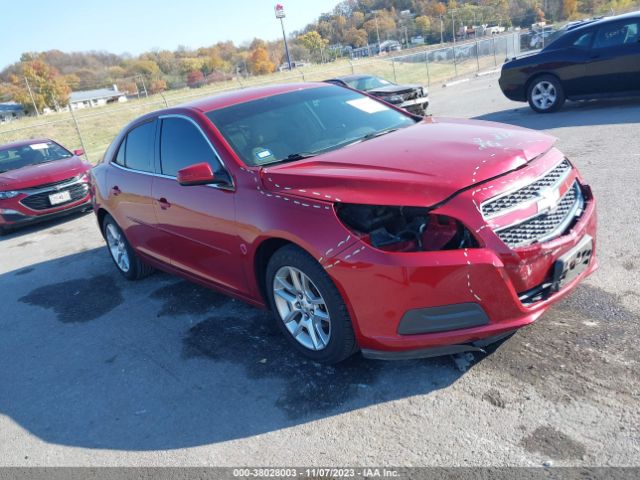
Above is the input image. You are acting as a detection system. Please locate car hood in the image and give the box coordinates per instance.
[262,117,556,207]
[367,84,423,95]
[0,156,90,190]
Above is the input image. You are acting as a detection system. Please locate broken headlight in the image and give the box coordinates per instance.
[336,204,478,252]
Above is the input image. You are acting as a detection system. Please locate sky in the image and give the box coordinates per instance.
[1,0,340,69]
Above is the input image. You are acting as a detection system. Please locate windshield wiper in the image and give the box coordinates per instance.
[261,152,318,166]
[361,127,400,141]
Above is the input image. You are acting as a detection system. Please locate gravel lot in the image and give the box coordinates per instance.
[1,75,639,467]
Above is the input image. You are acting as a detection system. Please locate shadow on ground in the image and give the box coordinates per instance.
[474,97,640,130]
[0,247,486,451]
[0,210,92,242]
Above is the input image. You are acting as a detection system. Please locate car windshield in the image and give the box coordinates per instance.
[206,85,417,167]
[0,141,73,173]
[345,76,392,91]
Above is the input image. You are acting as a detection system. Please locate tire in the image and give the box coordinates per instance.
[527,75,565,113]
[102,214,154,280]
[266,244,358,364]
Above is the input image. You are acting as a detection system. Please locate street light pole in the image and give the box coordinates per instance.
[373,10,381,54]
[275,4,292,70]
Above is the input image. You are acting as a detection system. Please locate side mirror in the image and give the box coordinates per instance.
[177,162,219,186]
[73,149,85,156]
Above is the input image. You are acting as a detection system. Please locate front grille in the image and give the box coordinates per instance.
[20,182,89,211]
[482,159,572,218]
[495,181,583,248]
[23,176,78,190]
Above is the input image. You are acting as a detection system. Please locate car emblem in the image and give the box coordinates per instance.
[537,188,560,213]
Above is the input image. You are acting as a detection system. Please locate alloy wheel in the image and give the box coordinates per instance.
[531,81,557,110]
[272,266,331,351]
[105,223,130,273]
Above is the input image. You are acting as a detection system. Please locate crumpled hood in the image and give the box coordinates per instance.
[261,117,556,207]
[368,84,424,95]
[0,156,90,190]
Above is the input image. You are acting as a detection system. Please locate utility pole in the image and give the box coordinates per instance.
[440,16,444,44]
[373,10,381,54]
[137,74,148,98]
[275,4,292,70]
[24,76,39,117]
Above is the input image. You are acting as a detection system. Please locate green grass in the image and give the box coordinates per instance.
[0,48,501,164]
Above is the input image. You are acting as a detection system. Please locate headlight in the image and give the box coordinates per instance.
[0,191,19,200]
[336,203,478,252]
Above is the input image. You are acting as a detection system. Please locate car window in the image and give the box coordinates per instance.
[573,31,593,48]
[160,117,223,177]
[124,121,155,172]
[113,138,126,166]
[0,140,72,173]
[206,85,417,167]
[593,21,640,49]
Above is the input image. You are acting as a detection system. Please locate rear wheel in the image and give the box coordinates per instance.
[527,75,565,113]
[266,245,357,364]
[102,214,153,280]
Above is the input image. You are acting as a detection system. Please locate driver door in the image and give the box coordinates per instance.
[151,115,246,294]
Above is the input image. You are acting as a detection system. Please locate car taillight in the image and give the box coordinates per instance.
[336,204,477,252]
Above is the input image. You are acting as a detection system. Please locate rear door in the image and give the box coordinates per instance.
[151,114,246,293]
[584,19,640,94]
[106,119,167,261]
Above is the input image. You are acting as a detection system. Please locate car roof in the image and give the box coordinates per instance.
[326,74,374,82]
[179,82,327,112]
[568,11,640,33]
[0,138,54,150]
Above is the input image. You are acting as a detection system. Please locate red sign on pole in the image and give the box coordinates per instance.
[274,3,285,18]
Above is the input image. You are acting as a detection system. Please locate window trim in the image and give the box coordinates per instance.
[592,20,640,50]
[110,118,157,173]
[158,113,235,191]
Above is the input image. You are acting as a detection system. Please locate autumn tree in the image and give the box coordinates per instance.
[298,31,329,62]
[247,47,275,75]
[343,27,369,47]
[7,59,70,112]
[562,0,578,18]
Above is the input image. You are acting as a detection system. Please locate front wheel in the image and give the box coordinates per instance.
[266,245,357,364]
[527,75,565,113]
[102,214,153,280]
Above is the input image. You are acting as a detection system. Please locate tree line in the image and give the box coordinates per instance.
[1,0,637,113]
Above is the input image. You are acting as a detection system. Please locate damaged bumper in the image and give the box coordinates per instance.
[323,153,597,357]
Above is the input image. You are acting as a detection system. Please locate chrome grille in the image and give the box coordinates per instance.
[495,181,583,248]
[20,182,89,211]
[23,176,78,190]
[482,159,572,218]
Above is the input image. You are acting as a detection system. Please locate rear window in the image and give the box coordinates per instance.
[0,141,72,173]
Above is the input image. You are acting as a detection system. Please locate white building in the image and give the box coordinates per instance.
[69,86,128,110]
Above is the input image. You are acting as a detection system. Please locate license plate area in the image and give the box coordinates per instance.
[551,235,593,292]
[49,190,72,205]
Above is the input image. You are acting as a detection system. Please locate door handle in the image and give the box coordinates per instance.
[158,197,171,210]
[589,54,600,59]
[111,186,121,196]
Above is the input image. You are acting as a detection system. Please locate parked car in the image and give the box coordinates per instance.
[325,74,429,115]
[0,139,92,234]
[499,12,640,112]
[92,82,597,364]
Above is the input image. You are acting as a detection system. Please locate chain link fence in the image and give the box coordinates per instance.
[0,31,532,164]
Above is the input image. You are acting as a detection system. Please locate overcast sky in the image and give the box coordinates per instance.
[1,0,339,69]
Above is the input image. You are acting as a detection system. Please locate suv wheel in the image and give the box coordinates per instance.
[102,214,153,280]
[527,75,565,113]
[266,245,357,364]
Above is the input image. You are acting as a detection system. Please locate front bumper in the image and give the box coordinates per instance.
[325,162,597,357]
[397,96,429,114]
[0,194,91,231]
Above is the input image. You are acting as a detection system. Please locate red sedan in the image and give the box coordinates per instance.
[0,139,92,234]
[91,83,597,364]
